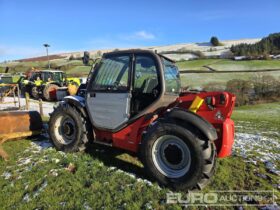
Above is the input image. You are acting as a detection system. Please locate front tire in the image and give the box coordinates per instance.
[48,104,91,152]
[141,122,216,191]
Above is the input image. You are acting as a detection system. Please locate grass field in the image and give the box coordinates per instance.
[0,103,279,209]
[177,59,221,70]
[180,71,280,89]
[177,59,280,71]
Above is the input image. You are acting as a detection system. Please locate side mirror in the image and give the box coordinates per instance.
[83,51,90,65]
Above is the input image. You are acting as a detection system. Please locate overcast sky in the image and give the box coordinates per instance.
[1,0,280,61]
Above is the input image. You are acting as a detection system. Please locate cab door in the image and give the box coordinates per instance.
[86,54,132,130]
[130,54,161,117]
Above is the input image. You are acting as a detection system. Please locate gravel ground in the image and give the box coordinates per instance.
[0,97,56,116]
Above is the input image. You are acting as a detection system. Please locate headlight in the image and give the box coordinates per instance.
[205,96,216,110]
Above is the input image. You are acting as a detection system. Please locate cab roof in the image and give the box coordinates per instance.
[103,49,175,63]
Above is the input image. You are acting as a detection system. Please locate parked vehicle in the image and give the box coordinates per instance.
[49,50,236,190]
[21,70,81,101]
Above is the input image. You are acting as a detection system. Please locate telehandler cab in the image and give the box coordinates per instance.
[49,50,235,190]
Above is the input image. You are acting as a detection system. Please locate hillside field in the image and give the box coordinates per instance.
[1,58,280,74]
[177,59,280,71]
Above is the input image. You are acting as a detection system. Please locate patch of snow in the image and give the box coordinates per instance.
[83,202,93,210]
[115,168,156,188]
[31,140,53,150]
[144,201,153,209]
[16,175,23,180]
[97,162,104,167]
[58,151,66,157]
[260,204,280,210]
[52,158,60,163]
[137,178,153,187]
[234,132,280,174]
[107,166,116,171]
[59,202,67,207]
[22,193,30,202]
[49,169,59,177]
[1,171,12,180]
[17,157,32,166]
[33,180,48,198]
[264,161,280,176]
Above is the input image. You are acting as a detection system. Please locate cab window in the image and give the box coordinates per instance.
[131,55,160,116]
[134,56,159,93]
[53,72,64,81]
[163,58,181,94]
[91,55,130,92]
[30,73,41,81]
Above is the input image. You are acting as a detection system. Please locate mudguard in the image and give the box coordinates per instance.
[164,108,218,141]
[63,96,88,117]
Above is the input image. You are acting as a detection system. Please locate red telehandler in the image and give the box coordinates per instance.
[49,50,235,190]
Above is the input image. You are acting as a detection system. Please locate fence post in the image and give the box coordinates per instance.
[17,84,21,109]
[25,92,30,110]
[13,86,16,107]
[39,99,43,116]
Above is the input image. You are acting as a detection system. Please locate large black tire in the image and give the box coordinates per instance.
[31,86,40,100]
[48,103,92,152]
[141,121,216,191]
[43,83,59,101]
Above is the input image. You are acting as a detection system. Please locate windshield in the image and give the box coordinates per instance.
[30,72,42,81]
[162,58,181,94]
[53,72,64,81]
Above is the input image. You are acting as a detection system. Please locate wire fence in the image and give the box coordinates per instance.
[0,84,21,111]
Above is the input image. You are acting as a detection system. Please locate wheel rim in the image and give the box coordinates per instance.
[152,135,191,178]
[54,115,77,145]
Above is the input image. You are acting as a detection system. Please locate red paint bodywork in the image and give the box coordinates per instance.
[177,91,236,158]
[93,91,236,158]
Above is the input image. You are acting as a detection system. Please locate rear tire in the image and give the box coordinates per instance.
[43,83,58,101]
[141,122,216,191]
[49,103,91,152]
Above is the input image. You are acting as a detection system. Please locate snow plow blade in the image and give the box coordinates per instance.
[0,111,43,140]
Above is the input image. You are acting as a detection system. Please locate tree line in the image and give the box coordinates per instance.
[230,33,280,57]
